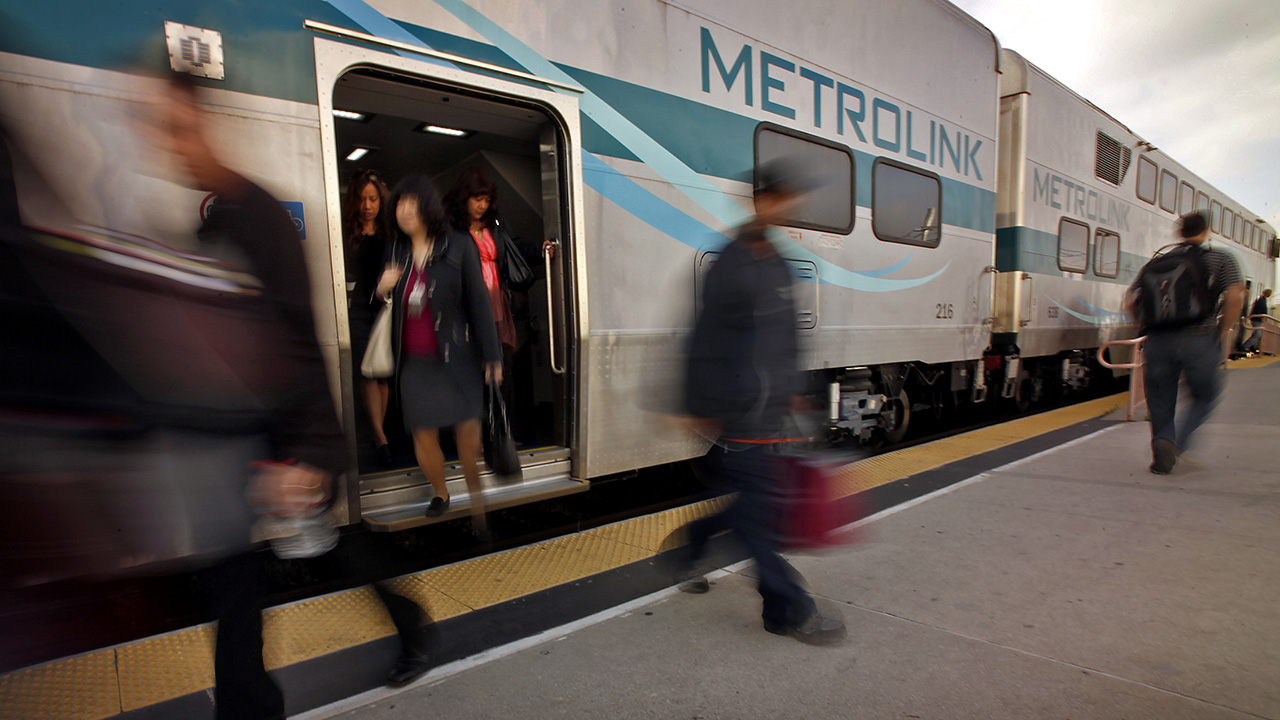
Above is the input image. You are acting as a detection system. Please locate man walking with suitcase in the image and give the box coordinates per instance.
[1128,211,1245,475]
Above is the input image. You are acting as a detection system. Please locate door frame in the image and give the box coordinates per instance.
[312,34,587,524]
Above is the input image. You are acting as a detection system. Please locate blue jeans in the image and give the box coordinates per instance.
[687,444,816,629]
[1143,329,1222,451]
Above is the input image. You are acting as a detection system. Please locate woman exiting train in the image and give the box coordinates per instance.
[344,169,394,467]
[377,175,502,529]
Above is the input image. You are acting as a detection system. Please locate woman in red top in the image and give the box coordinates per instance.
[444,167,519,354]
[378,176,502,524]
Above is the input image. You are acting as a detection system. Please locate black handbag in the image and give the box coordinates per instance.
[484,381,522,479]
[498,227,534,289]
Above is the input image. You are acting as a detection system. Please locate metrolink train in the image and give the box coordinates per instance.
[1,0,1275,535]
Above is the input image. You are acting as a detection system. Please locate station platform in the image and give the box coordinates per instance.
[3,357,1276,720]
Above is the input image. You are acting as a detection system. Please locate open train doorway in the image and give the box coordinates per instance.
[323,60,582,531]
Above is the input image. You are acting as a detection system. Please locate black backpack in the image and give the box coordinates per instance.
[1137,243,1213,330]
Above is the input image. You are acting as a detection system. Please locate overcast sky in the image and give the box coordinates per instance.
[951,0,1280,229]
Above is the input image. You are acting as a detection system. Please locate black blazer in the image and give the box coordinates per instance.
[385,229,502,386]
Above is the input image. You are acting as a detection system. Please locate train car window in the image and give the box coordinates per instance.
[1094,229,1120,278]
[1057,217,1089,273]
[1223,207,1234,239]
[1235,215,1245,246]
[1135,156,1157,204]
[872,158,941,248]
[1196,191,1210,214]
[1178,182,1195,215]
[1159,170,1178,213]
[1247,224,1256,250]
[1210,200,1222,233]
[755,123,855,234]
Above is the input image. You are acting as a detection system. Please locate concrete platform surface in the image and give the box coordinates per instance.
[308,362,1280,720]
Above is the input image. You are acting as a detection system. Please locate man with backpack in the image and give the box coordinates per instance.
[1128,211,1245,475]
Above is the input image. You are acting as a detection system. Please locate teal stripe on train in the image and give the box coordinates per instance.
[996,226,1143,285]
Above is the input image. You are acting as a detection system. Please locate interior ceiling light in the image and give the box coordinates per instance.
[345,147,373,162]
[415,123,473,138]
[333,109,372,122]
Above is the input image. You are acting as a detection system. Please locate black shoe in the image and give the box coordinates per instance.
[386,652,431,686]
[764,610,847,646]
[1150,438,1179,475]
[425,495,451,517]
[376,443,393,467]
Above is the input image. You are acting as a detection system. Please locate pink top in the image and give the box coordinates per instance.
[474,228,500,293]
[402,263,438,357]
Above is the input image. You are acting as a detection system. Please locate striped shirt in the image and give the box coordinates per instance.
[1130,241,1244,330]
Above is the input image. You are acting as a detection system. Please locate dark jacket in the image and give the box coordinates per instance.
[386,228,502,385]
[685,223,800,439]
[198,176,346,478]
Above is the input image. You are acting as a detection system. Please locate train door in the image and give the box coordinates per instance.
[314,37,585,530]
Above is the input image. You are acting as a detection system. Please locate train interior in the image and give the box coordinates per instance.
[331,68,580,529]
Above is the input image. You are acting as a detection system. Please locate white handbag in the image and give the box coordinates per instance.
[360,297,394,378]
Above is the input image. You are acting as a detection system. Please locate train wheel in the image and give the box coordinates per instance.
[881,388,911,445]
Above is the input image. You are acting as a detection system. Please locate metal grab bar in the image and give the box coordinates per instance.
[1098,336,1147,422]
[542,238,565,375]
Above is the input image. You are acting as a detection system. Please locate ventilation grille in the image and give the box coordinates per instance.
[1095,132,1132,186]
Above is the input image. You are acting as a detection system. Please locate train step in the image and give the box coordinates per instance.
[358,449,586,531]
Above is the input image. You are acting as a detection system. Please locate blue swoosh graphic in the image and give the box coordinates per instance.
[1075,297,1127,319]
[584,154,947,291]
[1046,296,1124,325]
[327,0,946,292]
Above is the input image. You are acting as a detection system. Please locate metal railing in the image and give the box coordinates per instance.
[1098,336,1147,422]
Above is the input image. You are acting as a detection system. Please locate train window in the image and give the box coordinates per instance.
[1223,207,1234,239]
[755,123,855,234]
[1136,156,1157,204]
[1057,217,1089,273]
[1159,170,1178,213]
[1235,215,1245,245]
[872,158,941,248]
[1196,192,1209,214]
[1210,200,1222,232]
[1178,182,1195,215]
[1094,229,1120,278]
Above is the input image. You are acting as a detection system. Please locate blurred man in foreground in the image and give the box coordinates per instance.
[679,161,845,646]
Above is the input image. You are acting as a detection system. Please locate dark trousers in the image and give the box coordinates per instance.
[687,444,815,629]
[208,552,284,720]
[1143,329,1222,451]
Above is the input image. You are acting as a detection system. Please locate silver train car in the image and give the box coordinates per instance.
[1,0,1273,536]
[991,49,1277,408]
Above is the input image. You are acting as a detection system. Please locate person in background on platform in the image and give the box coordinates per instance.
[378,175,502,532]
[345,169,395,467]
[677,159,846,646]
[154,71,347,720]
[1127,211,1245,475]
[1240,288,1271,355]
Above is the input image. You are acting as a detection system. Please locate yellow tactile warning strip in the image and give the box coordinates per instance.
[1226,356,1279,369]
[828,392,1126,498]
[116,625,214,712]
[0,394,1125,718]
[0,650,118,720]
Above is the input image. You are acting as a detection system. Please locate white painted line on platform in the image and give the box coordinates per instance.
[295,563,750,720]
[838,424,1124,533]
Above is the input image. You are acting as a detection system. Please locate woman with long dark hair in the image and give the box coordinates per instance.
[377,175,501,526]
[344,169,393,466]
[444,166,519,354]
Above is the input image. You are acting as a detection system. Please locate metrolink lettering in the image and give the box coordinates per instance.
[1032,168,1130,231]
[700,27,984,180]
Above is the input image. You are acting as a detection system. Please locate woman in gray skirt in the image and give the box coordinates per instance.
[377,176,502,527]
